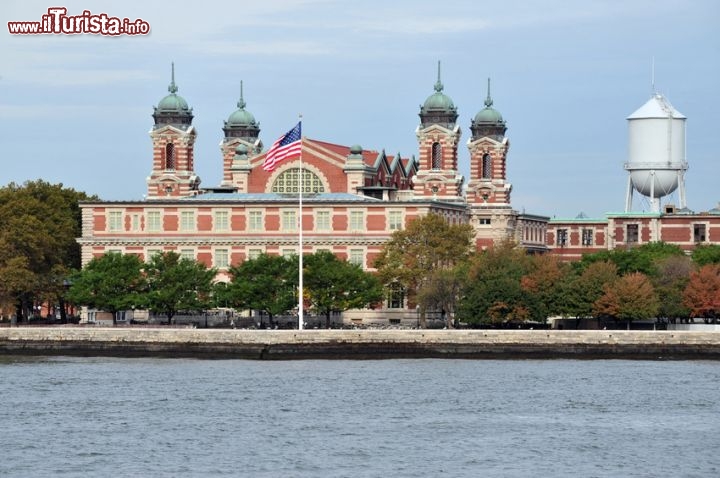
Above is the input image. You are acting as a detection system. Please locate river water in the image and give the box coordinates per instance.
[1,357,718,477]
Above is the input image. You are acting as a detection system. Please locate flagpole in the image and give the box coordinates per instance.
[298,115,304,331]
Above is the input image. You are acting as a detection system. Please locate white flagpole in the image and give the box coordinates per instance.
[298,115,304,330]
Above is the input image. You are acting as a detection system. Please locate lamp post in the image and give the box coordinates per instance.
[416,305,420,329]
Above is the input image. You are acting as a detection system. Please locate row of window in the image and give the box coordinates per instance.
[555,223,710,246]
[110,247,368,269]
[106,210,405,233]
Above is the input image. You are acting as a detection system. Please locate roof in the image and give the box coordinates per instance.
[178,192,383,203]
[627,94,686,120]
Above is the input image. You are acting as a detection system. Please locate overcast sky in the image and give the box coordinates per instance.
[1,0,718,218]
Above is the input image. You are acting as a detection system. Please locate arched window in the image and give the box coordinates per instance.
[481,153,492,179]
[271,168,325,194]
[431,142,442,169]
[165,143,175,170]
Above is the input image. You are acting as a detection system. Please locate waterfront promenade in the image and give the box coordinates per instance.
[1,327,720,359]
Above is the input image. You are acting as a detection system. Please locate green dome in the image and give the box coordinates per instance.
[227,104,257,127]
[153,63,193,128]
[473,106,503,124]
[422,90,456,112]
[157,92,190,113]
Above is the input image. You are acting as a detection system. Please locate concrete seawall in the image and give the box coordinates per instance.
[2,328,720,359]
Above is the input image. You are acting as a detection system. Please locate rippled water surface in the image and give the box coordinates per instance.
[1,357,719,477]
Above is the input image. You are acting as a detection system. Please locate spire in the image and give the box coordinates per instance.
[237,80,246,109]
[434,60,443,92]
[168,62,178,94]
[484,77,493,108]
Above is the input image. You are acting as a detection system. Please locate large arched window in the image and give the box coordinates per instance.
[431,142,442,169]
[271,168,325,194]
[481,153,492,179]
[165,143,175,170]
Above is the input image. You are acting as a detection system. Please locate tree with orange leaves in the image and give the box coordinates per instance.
[683,264,720,323]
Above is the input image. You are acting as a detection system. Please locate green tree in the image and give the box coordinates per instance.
[456,241,536,326]
[0,180,94,320]
[652,255,693,324]
[692,244,720,267]
[683,264,720,322]
[305,251,383,328]
[226,254,297,328]
[579,241,685,276]
[563,261,619,322]
[66,252,146,325]
[375,214,474,327]
[593,272,659,328]
[416,266,466,328]
[145,252,216,324]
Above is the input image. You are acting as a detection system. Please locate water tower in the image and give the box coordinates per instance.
[625,93,688,212]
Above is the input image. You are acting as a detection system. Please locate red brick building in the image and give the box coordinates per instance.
[77,65,547,321]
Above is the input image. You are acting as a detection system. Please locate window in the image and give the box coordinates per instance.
[165,143,175,170]
[146,211,161,232]
[431,142,442,169]
[271,168,325,194]
[108,211,123,232]
[388,211,403,231]
[146,249,162,260]
[582,229,593,246]
[478,218,491,225]
[180,249,195,261]
[248,211,263,231]
[281,248,296,257]
[481,153,492,179]
[282,210,297,232]
[131,214,141,232]
[349,249,364,267]
[626,224,639,243]
[180,211,195,231]
[349,211,365,232]
[248,249,263,260]
[315,211,331,231]
[214,210,229,232]
[694,224,707,243]
[556,229,567,247]
[387,284,405,309]
[214,249,229,268]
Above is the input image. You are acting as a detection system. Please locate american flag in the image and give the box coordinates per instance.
[262,122,302,171]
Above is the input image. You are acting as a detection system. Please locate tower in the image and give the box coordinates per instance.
[413,62,463,201]
[146,63,200,199]
[221,81,262,191]
[624,93,688,213]
[466,79,516,248]
[467,78,511,205]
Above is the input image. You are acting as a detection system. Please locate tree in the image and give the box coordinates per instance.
[456,241,537,326]
[145,252,216,324]
[0,180,94,321]
[226,254,297,328]
[67,253,147,325]
[652,255,693,324]
[593,272,659,328]
[375,214,474,327]
[579,241,685,276]
[416,266,465,328]
[683,264,720,322]
[692,244,720,267]
[563,261,619,321]
[520,254,572,322]
[304,251,383,328]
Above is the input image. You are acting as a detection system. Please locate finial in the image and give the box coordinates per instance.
[168,62,178,94]
[484,77,493,107]
[434,60,444,92]
[237,80,246,109]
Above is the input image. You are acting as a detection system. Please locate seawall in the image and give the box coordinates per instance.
[1,328,720,359]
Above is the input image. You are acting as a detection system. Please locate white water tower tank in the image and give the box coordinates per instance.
[625,94,688,212]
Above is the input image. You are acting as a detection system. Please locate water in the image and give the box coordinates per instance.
[1,357,719,477]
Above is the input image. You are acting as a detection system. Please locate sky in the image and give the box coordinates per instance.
[1,0,718,219]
